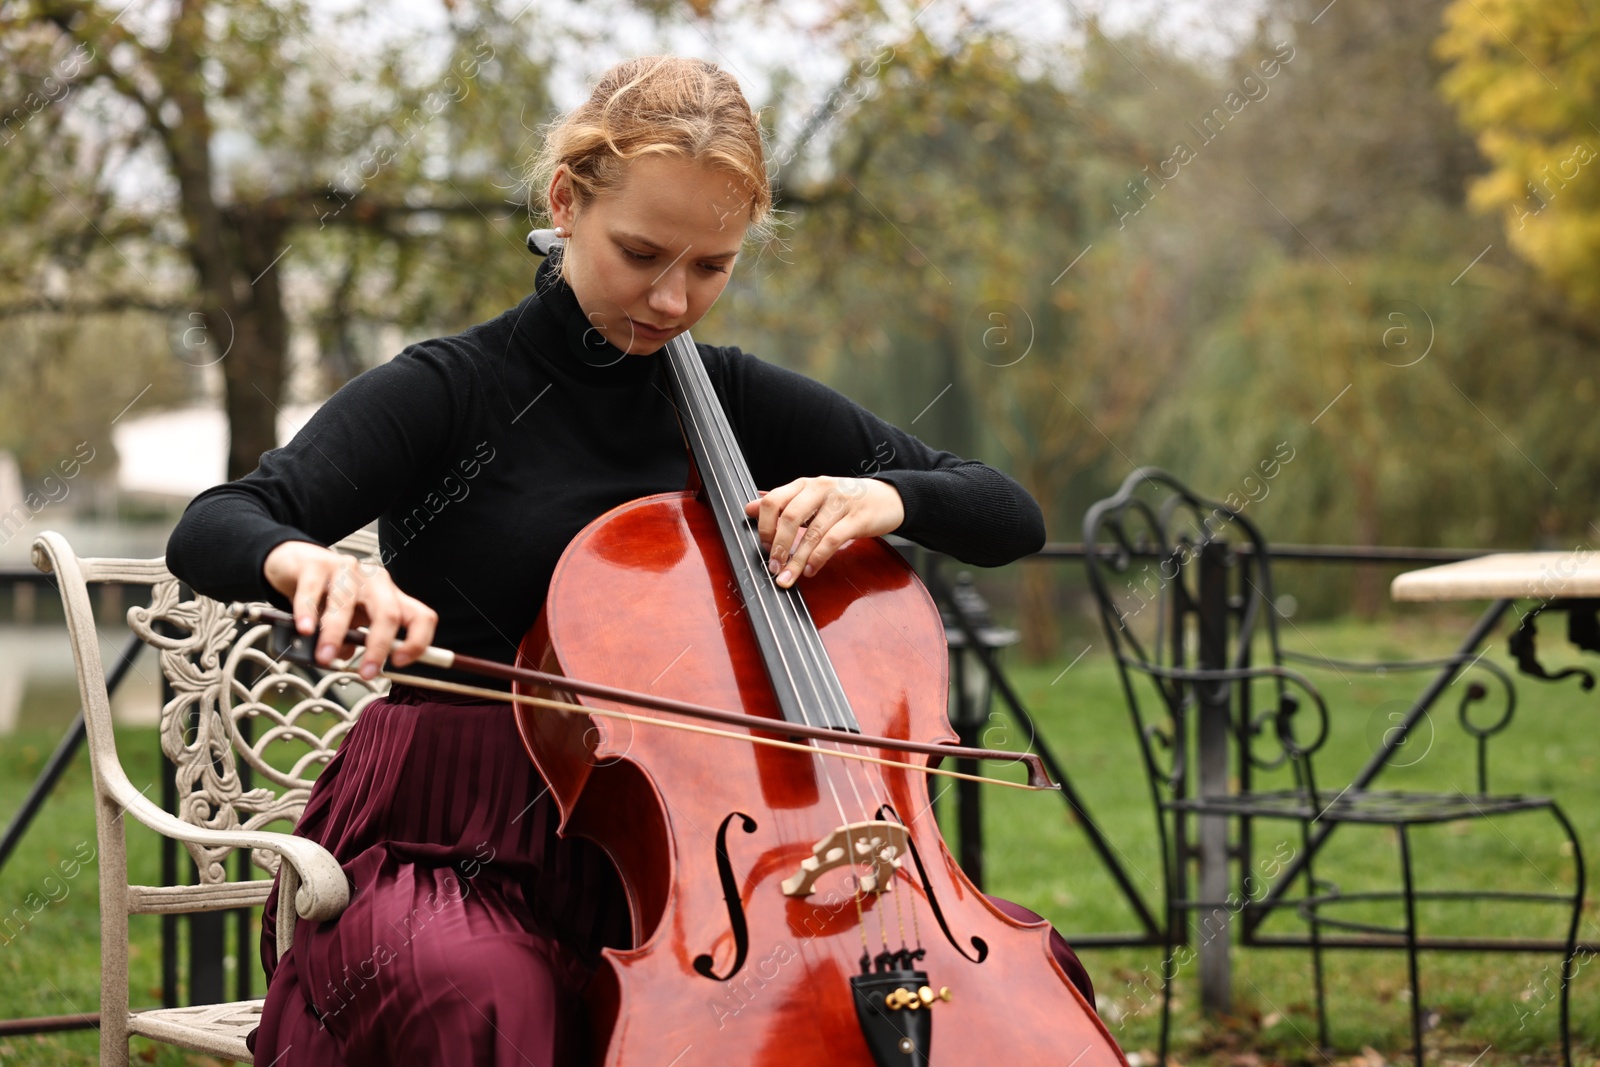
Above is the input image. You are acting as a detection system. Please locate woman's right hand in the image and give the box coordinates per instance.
[262,540,439,680]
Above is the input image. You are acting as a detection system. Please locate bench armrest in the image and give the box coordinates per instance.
[99,761,345,959]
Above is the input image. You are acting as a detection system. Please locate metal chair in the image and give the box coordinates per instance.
[1081,468,1585,1066]
[31,529,386,1065]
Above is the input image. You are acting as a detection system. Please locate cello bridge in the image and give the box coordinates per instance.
[780,821,909,898]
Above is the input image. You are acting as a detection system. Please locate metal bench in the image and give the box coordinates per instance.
[31,528,386,1065]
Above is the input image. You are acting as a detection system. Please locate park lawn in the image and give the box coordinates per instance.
[0,612,1595,1065]
[981,610,1600,1065]
[0,683,259,1067]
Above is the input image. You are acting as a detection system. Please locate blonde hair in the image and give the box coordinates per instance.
[528,56,773,243]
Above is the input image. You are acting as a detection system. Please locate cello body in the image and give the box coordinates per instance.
[514,490,1127,1066]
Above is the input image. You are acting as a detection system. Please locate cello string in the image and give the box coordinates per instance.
[668,336,855,751]
[667,339,919,953]
[669,347,901,960]
[666,340,907,955]
[665,342,897,952]
[666,340,882,826]
[662,341,858,834]
[665,336,838,735]
[779,582,911,951]
[668,336,931,959]
[673,346,914,948]
[776,536,927,953]
[666,341,870,776]
[780,577,914,938]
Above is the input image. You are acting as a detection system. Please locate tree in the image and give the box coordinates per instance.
[0,314,188,486]
[1135,0,1600,617]
[1437,0,1600,309]
[1,0,554,479]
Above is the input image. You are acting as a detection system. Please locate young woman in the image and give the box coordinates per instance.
[167,55,1093,1066]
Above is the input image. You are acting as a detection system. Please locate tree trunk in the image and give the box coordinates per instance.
[221,322,286,481]
[1017,467,1059,661]
[220,213,291,480]
[160,0,292,483]
[1350,459,1382,618]
[1019,563,1061,662]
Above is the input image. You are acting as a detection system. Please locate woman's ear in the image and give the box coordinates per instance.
[547,165,577,231]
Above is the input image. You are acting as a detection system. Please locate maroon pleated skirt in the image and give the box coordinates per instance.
[250,685,1093,1065]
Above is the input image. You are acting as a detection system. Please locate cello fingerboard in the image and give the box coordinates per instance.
[662,332,861,735]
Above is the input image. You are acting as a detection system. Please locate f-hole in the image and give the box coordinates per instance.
[876,804,988,964]
[693,810,758,981]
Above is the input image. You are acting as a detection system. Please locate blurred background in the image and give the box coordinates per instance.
[1,0,1597,1063]
[2,0,1596,643]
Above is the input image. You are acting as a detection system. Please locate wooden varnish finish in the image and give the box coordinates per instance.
[515,492,1127,1066]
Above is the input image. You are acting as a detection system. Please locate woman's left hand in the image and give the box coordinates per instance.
[744,476,905,588]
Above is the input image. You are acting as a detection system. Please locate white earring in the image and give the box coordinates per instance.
[553,226,570,238]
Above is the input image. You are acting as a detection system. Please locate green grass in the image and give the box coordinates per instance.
[0,610,1596,1064]
[973,610,1600,1065]
[0,709,262,1066]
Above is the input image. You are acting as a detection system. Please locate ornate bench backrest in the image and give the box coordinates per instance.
[39,528,387,885]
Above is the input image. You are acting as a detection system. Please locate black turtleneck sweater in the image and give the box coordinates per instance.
[165,256,1046,677]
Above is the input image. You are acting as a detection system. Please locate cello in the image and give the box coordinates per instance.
[249,317,1127,1063]
[506,323,1128,1065]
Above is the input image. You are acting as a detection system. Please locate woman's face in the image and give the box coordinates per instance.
[548,155,751,355]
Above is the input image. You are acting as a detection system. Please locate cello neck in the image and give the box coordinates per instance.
[662,333,860,733]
